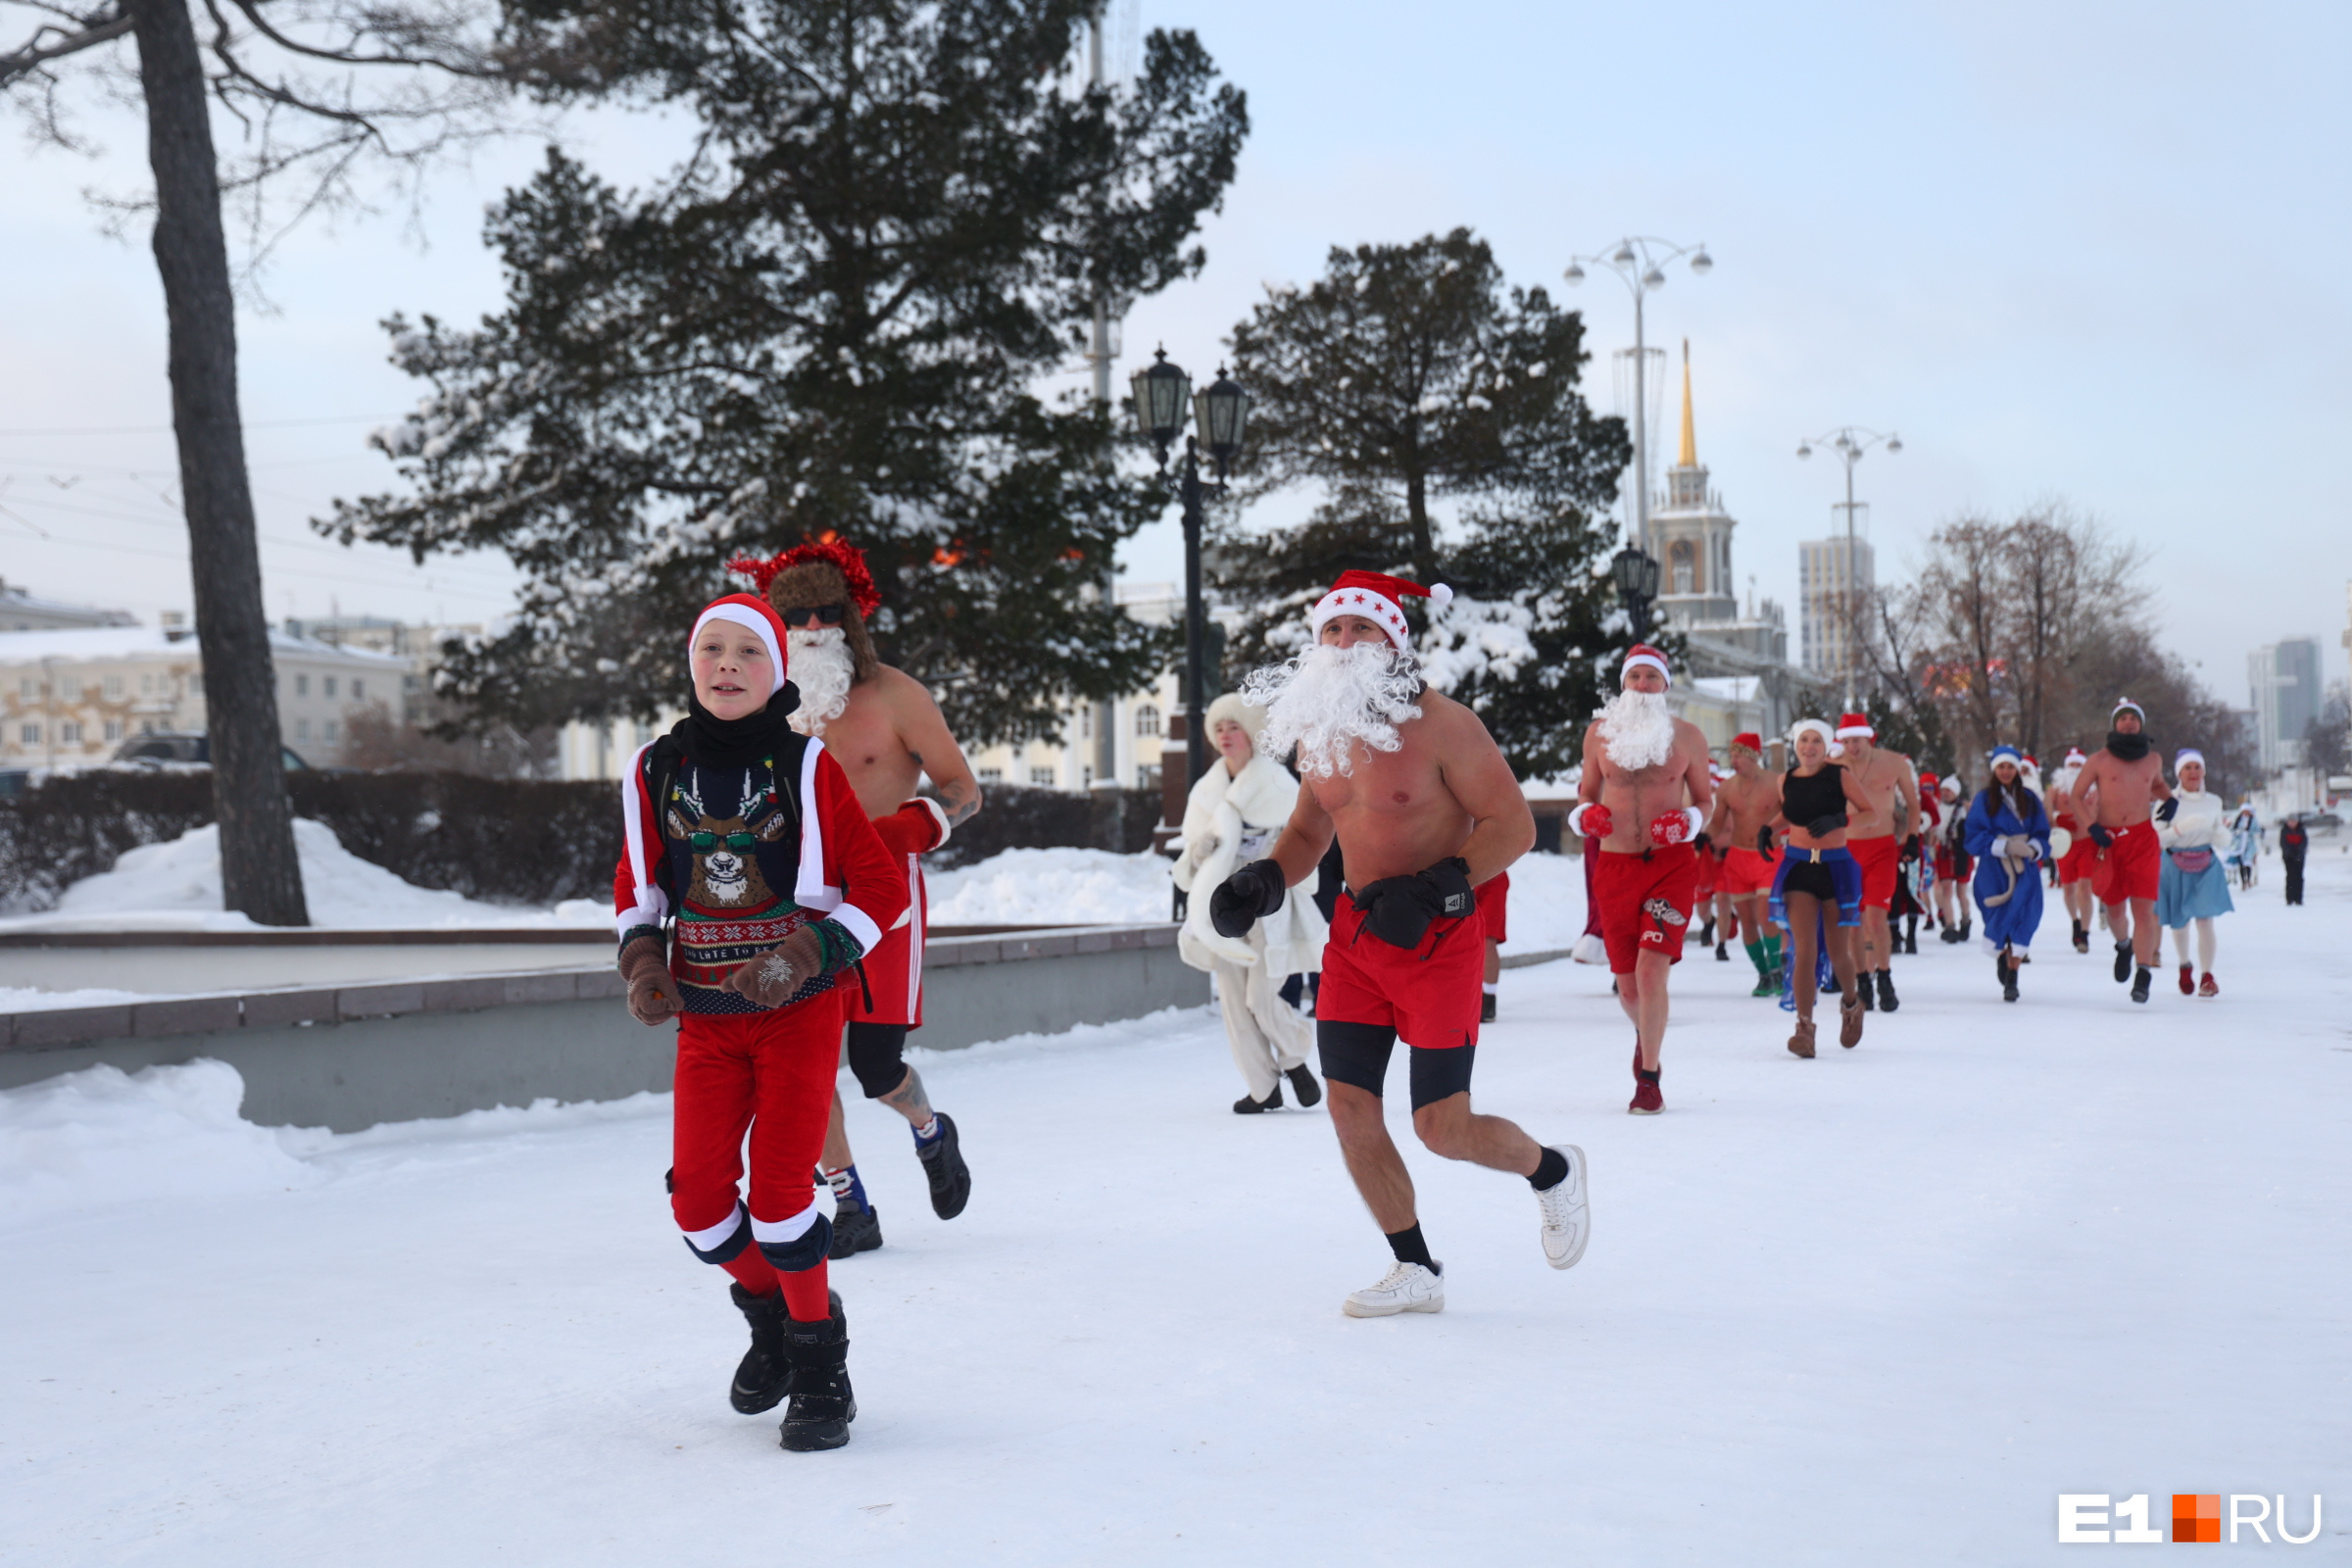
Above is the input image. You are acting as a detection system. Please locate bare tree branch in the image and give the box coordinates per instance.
[0,5,129,89]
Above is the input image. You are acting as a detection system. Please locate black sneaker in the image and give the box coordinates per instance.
[1715,941,1731,961]
[1285,1063,1323,1107]
[1876,969,1899,1013]
[827,1199,882,1260]
[2113,940,2133,983]
[1859,970,1877,1010]
[2130,966,2152,1004]
[1234,1083,1284,1114]
[1480,991,1497,1023]
[779,1293,856,1452]
[914,1112,971,1220]
[728,1284,792,1414]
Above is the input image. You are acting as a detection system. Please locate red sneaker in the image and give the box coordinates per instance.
[2177,963,2194,996]
[1629,1041,1663,1114]
[2198,973,2219,998]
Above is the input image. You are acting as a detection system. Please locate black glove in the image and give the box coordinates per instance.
[1351,857,1475,951]
[1209,858,1287,939]
[1805,813,1846,837]
[1903,832,1923,857]
[2155,799,2180,823]
[1693,831,1712,853]
[1756,826,1775,855]
[2089,823,2114,848]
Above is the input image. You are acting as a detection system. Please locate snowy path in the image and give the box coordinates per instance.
[2,856,2347,1563]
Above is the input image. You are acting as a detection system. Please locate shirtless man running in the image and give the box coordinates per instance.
[2070,698,2174,1004]
[1211,570,1590,1317]
[1833,713,1921,1014]
[1568,646,1716,1113]
[1708,732,1786,998]
[732,539,982,1254]
[2046,746,2097,953]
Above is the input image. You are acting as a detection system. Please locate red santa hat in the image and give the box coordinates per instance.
[1731,731,1763,754]
[1623,643,1673,689]
[727,535,885,617]
[1308,569,1453,651]
[2063,746,2088,766]
[688,593,790,696]
[1836,711,1875,740]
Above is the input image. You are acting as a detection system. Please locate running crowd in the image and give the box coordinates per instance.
[606,547,2297,1453]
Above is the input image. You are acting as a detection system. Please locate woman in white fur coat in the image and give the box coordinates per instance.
[1171,692,1330,1112]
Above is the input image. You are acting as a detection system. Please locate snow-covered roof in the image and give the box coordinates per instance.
[1687,675,1762,702]
[0,583,136,624]
[0,626,409,666]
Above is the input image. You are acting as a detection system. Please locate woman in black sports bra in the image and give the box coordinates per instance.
[1765,719,1880,1056]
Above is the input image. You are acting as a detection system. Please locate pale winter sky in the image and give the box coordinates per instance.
[3,0,2347,716]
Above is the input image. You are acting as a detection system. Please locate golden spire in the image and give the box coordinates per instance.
[1677,337,1697,468]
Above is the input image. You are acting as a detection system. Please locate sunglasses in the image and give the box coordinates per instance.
[688,830,758,854]
[780,605,847,627]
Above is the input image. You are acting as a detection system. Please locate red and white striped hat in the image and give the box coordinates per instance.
[1623,643,1673,689]
[1836,711,1875,740]
[1308,570,1453,651]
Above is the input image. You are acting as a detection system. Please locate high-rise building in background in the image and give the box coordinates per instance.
[2249,636,2322,770]
[1797,532,1874,683]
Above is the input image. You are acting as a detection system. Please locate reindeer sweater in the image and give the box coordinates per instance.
[613,734,906,1014]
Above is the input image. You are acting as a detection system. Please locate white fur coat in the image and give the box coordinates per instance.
[1170,754,1328,976]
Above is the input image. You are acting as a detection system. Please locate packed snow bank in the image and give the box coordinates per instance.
[926,846,1174,925]
[1493,849,1583,953]
[0,818,611,933]
[0,1059,318,1220]
[0,985,147,1013]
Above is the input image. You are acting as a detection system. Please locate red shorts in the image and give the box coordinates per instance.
[2057,832,2097,887]
[1317,896,1483,1050]
[1719,845,1780,897]
[2092,818,2161,906]
[1692,850,1718,899]
[1593,844,1700,973]
[1480,871,1509,945]
[1932,844,1954,881]
[1849,835,1900,909]
[843,806,940,1028]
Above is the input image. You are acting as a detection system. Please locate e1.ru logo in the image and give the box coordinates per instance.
[2058,1494,2324,1544]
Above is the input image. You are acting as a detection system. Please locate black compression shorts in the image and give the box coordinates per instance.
[844,1022,911,1099]
[1316,1019,1475,1110]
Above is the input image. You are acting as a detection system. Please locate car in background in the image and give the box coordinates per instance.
[111,733,313,771]
[2296,809,2341,832]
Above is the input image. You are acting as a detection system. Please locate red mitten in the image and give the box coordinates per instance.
[1567,802,1614,840]
[872,797,953,858]
[1647,807,1704,847]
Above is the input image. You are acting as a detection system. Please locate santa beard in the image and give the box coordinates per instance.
[786,627,855,736]
[1243,641,1424,777]
[1595,688,1676,771]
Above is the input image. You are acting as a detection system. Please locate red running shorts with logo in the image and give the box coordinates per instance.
[1719,844,1780,898]
[1479,870,1509,945]
[1593,844,1700,973]
[1848,834,1901,910]
[1317,895,1483,1051]
[2092,818,2161,906]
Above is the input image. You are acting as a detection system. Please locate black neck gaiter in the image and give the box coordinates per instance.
[679,684,801,769]
[2105,729,2151,762]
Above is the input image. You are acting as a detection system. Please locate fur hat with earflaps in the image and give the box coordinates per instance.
[728,535,884,684]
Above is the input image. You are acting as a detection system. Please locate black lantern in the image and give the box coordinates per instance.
[1129,347,1190,460]
[1193,367,1250,478]
[1610,541,1660,602]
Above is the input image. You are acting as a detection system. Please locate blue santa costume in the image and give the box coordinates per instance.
[1963,746,2051,1001]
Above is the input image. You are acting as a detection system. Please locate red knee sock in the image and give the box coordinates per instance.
[720,1247,782,1298]
[778,1259,831,1322]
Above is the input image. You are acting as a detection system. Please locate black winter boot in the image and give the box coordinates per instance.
[1876,968,1899,1013]
[779,1291,856,1451]
[728,1284,792,1415]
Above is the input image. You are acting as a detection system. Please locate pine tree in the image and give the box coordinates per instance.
[1215,228,1633,777]
[321,0,1248,743]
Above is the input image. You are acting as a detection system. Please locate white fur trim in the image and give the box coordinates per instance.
[1622,650,1673,688]
[1789,718,1834,746]
[618,741,669,934]
[1427,582,1454,608]
[2175,748,2206,772]
[1835,720,1875,739]
[1309,586,1414,650]
[690,604,787,694]
[906,795,953,850]
[1566,801,1600,838]
[681,1202,746,1252]
[1680,806,1706,839]
[830,900,884,956]
[749,1206,820,1246]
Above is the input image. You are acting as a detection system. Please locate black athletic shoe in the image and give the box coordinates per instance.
[1939,925,1963,944]
[1481,991,1497,1022]
[915,1112,971,1220]
[1285,1064,1323,1107]
[1859,971,1876,1011]
[2113,940,2133,983]
[728,1284,793,1414]
[1958,919,1972,943]
[779,1293,855,1452]
[1876,969,1899,1013]
[1903,931,1920,956]
[827,1199,882,1260]
[2130,965,2152,1004]
[1698,920,1716,948]
[1715,941,1731,961]
[1233,1083,1284,1114]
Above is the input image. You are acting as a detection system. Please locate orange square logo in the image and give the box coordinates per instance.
[2173,1494,2221,1544]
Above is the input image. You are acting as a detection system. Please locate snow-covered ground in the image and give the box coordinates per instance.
[2,851,2345,1562]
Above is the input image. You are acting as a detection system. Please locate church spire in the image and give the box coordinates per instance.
[1677,337,1697,468]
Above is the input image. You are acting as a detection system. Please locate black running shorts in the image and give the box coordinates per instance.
[1317,1019,1475,1110]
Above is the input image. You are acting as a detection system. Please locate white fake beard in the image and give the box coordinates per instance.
[785,627,855,736]
[1596,688,1676,771]
[1244,641,1424,777]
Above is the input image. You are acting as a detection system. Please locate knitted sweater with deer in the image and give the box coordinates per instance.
[612,735,906,1014]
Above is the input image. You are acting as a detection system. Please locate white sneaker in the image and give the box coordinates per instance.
[1536,1144,1591,1269]
[1342,1259,1446,1317]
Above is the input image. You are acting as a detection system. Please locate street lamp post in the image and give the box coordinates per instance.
[1794,426,1903,708]
[1563,236,1713,559]
[1132,348,1250,788]
[1610,540,1663,644]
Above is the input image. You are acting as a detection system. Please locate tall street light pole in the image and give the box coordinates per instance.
[1563,236,1713,560]
[1795,425,1903,709]
[1132,349,1250,788]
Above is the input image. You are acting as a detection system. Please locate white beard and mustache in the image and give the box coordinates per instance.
[1243,641,1425,777]
[785,627,856,737]
[1595,688,1676,770]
